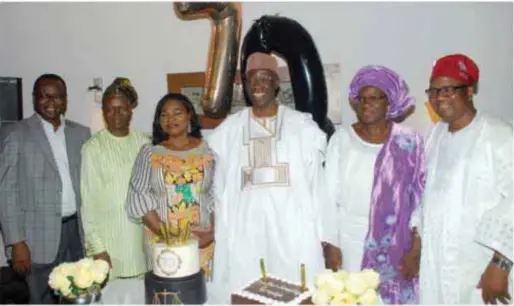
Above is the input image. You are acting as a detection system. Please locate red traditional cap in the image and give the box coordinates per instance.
[430,54,479,85]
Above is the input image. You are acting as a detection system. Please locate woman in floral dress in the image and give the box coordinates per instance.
[126,93,215,279]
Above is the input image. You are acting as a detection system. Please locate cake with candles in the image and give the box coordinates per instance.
[144,219,207,305]
[231,259,312,304]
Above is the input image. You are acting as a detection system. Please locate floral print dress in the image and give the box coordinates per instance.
[126,141,215,279]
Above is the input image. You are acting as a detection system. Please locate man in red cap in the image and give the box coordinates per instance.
[412,54,513,304]
[206,52,332,302]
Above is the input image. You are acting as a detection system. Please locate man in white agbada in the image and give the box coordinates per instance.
[414,53,513,304]
[207,52,328,302]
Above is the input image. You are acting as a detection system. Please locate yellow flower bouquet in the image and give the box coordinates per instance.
[48,258,110,304]
[312,269,381,305]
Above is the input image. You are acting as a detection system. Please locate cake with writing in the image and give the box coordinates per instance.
[144,238,207,304]
[152,239,199,278]
[231,275,312,304]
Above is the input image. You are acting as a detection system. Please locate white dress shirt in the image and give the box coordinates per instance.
[38,115,77,217]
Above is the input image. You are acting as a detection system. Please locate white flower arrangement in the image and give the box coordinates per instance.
[48,258,110,299]
[312,269,381,305]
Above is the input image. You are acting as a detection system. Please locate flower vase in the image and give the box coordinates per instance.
[59,287,102,305]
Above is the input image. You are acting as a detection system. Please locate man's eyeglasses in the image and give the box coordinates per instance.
[425,85,467,98]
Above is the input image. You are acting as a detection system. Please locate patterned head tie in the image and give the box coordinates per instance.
[102,77,139,108]
[348,65,415,119]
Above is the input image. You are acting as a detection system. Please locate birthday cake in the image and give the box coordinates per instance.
[144,222,206,304]
[231,275,312,304]
[152,239,199,278]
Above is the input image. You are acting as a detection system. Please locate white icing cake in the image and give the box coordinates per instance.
[152,239,200,278]
[232,274,312,304]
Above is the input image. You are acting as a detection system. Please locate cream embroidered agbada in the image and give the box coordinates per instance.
[207,105,328,303]
[413,112,513,304]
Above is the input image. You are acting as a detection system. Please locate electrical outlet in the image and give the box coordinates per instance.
[93,77,103,103]
[93,77,103,88]
[94,91,102,104]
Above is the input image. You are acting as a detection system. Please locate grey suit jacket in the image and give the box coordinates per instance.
[0,114,91,264]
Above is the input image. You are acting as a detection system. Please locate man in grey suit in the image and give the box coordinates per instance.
[0,74,91,304]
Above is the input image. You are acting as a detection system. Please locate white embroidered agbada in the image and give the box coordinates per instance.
[413,112,513,304]
[206,105,327,302]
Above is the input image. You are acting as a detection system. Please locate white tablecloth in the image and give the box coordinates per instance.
[102,279,226,304]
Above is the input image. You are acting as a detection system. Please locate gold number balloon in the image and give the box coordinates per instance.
[174,2,242,118]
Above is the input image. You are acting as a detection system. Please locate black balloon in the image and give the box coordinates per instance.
[240,15,335,138]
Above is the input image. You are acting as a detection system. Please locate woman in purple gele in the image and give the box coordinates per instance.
[323,65,426,304]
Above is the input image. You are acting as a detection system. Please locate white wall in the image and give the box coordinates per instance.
[1,2,512,134]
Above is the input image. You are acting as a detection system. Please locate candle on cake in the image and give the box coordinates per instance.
[159,223,169,245]
[260,258,267,284]
[301,263,306,292]
[178,218,191,244]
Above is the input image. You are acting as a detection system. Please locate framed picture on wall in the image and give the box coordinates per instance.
[0,77,23,128]
[167,64,341,129]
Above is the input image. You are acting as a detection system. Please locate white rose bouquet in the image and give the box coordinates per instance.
[312,269,381,305]
[48,258,110,300]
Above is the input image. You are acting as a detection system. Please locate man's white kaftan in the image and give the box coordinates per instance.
[413,112,513,304]
[206,105,328,303]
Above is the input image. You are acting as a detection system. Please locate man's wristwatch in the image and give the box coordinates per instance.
[492,256,513,271]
